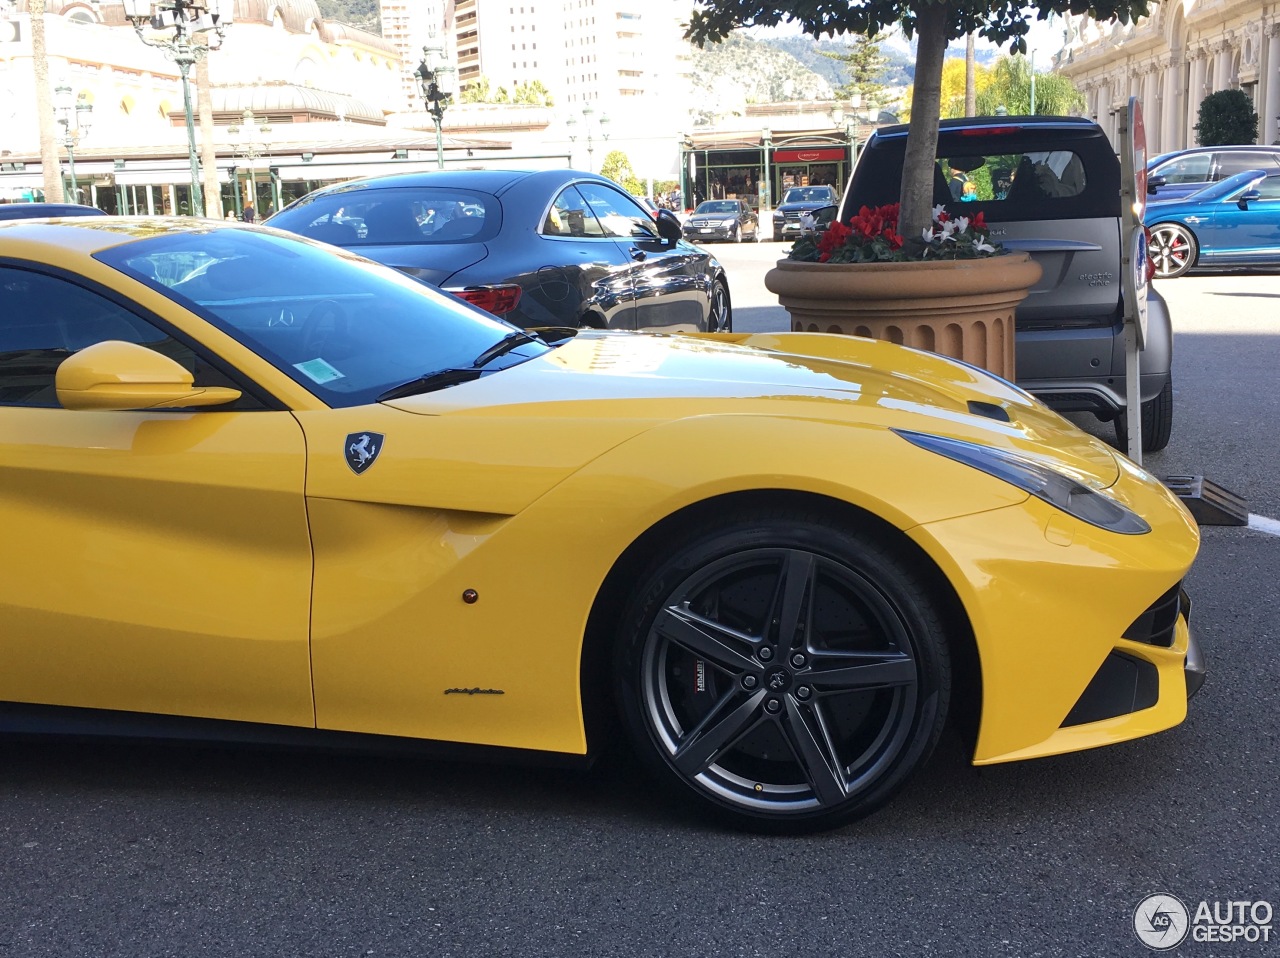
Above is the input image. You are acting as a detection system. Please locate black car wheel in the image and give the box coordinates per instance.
[708,278,731,332]
[614,513,951,833]
[732,224,742,243]
[1149,223,1197,279]
[1113,376,1174,453]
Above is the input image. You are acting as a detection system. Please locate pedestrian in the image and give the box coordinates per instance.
[242,203,255,223]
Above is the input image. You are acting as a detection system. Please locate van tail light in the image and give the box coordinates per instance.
[1143,226,1156,283]
[446,284,523,315]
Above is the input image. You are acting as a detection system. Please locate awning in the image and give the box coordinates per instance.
[114,168,230,186]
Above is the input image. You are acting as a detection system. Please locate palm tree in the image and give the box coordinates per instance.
[30,0,64,202]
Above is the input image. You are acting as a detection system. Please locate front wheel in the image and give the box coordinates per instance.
[614,513,952,833]
[707,278,731,333]
[1149,223,1197,279]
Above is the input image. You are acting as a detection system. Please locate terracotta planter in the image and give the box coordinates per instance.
[764,252,1042,381]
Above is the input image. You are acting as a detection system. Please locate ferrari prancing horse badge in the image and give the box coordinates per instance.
[345,432,384,474]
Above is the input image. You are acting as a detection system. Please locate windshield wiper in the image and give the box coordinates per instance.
[376,331,542,402]
[470,330,539,368]
[376,367,484,402]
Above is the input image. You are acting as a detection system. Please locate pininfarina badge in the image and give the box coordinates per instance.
[345,432,384,474]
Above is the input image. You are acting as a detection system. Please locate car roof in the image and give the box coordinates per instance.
[869,115,1102,141]
[0,216,276,260]
[0,203,107,221]
[288,167,608,197]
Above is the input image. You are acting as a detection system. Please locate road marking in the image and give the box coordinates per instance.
[1247,514,1280,537]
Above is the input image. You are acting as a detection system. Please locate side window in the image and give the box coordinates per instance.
[1252,176,1280,200]
[1215,152,1275,180]
[542,186,606,237]
[575,182,659,239]
[1154,153,1212,184]
[0,267,243,409]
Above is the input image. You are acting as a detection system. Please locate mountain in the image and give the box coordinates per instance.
[314,0,380,34]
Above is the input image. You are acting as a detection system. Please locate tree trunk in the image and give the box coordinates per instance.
[965,34,976,117]
[30,0,64,202]
[196,45,220,218]
[899,2,948,250]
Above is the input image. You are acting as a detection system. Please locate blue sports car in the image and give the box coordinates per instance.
[1145,169,1280,278]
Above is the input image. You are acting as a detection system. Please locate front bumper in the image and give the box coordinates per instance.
[683,226,734,241]
[1185,614,1206,698]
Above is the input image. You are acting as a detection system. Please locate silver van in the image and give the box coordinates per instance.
[838,116,1173,452]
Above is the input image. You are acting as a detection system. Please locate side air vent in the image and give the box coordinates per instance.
[1123,583,1184,648]
[1062,651,1159,727]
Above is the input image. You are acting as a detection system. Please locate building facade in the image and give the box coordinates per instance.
[1055,0,1280,153]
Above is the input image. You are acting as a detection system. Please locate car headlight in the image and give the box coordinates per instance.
[721,218,737,227]
[894,429,1151,535]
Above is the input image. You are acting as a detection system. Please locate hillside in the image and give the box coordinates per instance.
[314,0,380,34]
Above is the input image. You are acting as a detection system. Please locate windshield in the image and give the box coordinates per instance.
[781,188,834,204]
[694,201,740,214]
[95,228,545,408]
[1182,169,1271,202]
[267,186,499,246]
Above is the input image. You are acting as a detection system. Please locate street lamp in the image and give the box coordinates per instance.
[566,106,610,172]
[416,40,456,169]
[121,0,232,217]
[228,108,270,216]
[54,84,92,203]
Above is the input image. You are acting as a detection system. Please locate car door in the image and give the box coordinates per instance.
[0,264,314,727]
[576,181,710,332]
[533,184,636,329]
[1199,175,1280,265]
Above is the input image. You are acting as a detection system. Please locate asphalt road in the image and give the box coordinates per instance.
[3,251,1278,958]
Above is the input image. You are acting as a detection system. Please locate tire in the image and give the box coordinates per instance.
[1113,376,1174,453]
[732,224,742,243]
[613,512,951,833]
[1149,223,1197,279]
[707,278,731,333]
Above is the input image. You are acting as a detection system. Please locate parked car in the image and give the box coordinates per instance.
[772,185,839,241]
[1146,145,1280,200]
[1145,168,1280,278]
[0,202,105,220]
[0,217,1201,833]
[266,169,732,333]
[837,115,1175,452]
[682,199,759,242]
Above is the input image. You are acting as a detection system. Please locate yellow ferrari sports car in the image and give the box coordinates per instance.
[0,218,1202,833]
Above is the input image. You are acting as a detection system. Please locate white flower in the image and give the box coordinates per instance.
[940,219,959,239]
[975,238,997,254]
[954,216,970,234]
[931,204,947,222]
[922,227,936,243]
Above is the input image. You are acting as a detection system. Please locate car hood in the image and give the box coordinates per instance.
[776,200,835,213]
[383,330,1120,489]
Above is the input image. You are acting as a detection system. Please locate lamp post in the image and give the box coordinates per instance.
[566,106,610,172]
[228,108,270,215]
[416,40,456,169]
[54,84,92,202]
[121,0,231,217]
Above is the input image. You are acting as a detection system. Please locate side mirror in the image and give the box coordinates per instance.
[655,209,682,242]
[811,205,838,231]
[1238,189,1262,210]
[1147,175,1166,195]
[56,340,241,411]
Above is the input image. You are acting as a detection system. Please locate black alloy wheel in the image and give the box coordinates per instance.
[1149,223,1197,278]
[615,514,951,833]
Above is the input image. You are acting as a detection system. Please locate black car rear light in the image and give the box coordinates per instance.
[447,284,523,315]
